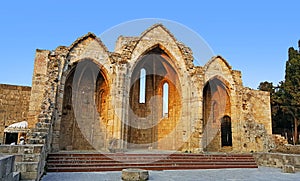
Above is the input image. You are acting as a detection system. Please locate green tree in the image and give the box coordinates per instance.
[282,46,300,144]
[258,81,274,93]
[258,42,300,144]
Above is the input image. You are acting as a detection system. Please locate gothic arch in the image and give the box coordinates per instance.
[203,56,235,86]
[125,47,182,150]
[57,59,111,151]
[204,75,232,92]
[133,43,182,76]
[202,77,231,151]
[131,24,190,75]
[204,55,232,71]
[65,32,112,78]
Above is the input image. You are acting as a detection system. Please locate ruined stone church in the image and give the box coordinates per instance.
[0,24,273,154]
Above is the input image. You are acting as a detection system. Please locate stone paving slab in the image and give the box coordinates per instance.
[41,167,300,181]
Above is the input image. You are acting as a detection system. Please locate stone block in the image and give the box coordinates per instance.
[0,155,15,181]
[122,168,149,181]
[23,154,39,162]
[5,156,14,175]
[10,146,18,153]
[282,165,295,173]
[20,171,38,180]
[33,145,43,153]
[0,147,9,155]
[0,158,7,178]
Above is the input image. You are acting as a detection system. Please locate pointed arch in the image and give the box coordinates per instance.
[203,56,235,86]
[139,24,178,44]
[57,58,111,151]
[130,24,190,73]
[126,46,182,150]
[202,77,232,151]
[66,33,112,72]
[68,32,109,57]
[203,55,232,71]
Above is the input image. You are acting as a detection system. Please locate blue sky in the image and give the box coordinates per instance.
[0,1,299,89]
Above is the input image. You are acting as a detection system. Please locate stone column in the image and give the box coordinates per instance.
[27,50,50,128]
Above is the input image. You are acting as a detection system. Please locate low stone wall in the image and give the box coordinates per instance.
[0,155,15,181]
[253,152,300,168]
[271,145,300,154]
[0,144,45,180]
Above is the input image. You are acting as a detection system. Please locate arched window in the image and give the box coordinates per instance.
[221,116,232,146]
[162,82,169,117]
[139,68,146,103]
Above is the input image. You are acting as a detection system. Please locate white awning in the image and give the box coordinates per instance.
[4,121,29,133]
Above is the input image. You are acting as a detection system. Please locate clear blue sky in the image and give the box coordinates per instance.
[0,1,299,89]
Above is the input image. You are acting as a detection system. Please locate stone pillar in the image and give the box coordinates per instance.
[113,63,128,150]
[27,50,50,128]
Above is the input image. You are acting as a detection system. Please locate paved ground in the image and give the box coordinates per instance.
[41,167,300,181]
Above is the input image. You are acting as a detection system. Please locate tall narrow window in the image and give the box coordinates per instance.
[162,82,169,117]
[221,116,232,147]
[139,68,146,103]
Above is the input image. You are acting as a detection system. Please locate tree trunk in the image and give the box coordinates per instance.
[294,117,298,144]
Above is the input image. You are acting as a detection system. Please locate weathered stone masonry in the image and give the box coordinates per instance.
[0,84,31,144]
[25,24,272,153]
[0,24,274,180]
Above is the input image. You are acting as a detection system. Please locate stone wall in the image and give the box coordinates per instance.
[0,144,45,180]
[253,152,300,168]
[239,88,273,152]
[46,24,273,153]
[0,84,31,144]
[0,155,18,181]
[0,23,275,180]
[272,144,300,154]
[0,23,278,181]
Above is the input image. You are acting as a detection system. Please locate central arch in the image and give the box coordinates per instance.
[126,47,182,150]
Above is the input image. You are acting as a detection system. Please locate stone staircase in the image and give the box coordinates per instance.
[46,152,258,172]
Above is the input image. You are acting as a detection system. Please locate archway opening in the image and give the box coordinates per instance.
[221,115,232,147]
[59,59,109,151]
[203,78,231,151]
[126,47,182,150]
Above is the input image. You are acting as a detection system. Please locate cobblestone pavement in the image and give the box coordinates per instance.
[41,167,300,181]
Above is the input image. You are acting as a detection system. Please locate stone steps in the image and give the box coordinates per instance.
[46,152,258,172]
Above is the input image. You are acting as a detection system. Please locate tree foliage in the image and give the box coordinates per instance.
[258,42,300,144]
[282,47,300,143]
[284,47,300,110]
